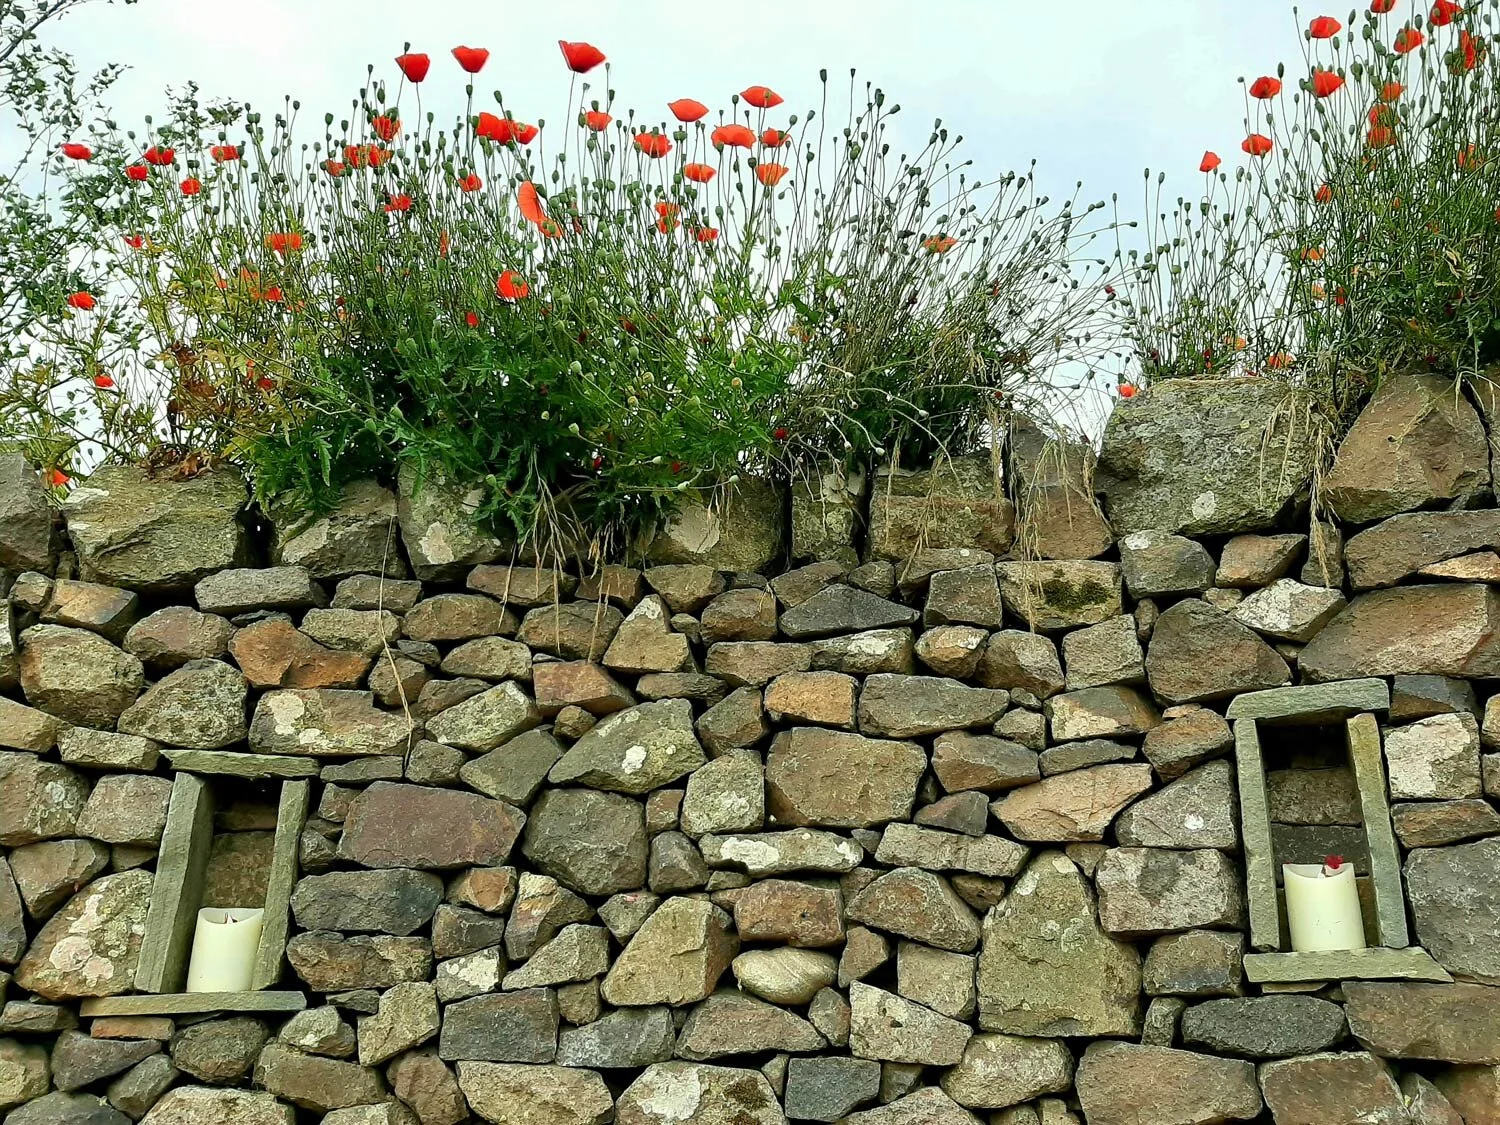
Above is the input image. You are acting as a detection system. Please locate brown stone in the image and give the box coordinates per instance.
[766,728,925,828]
[733,880,845,948]
[517,602,624,661]
[996,561,1123,633]
[764,671,857,728]
[1299,584,1500,680]
[1145,600,1289,703]
[1215,535,1305,588]
[467,565,577,607]
[0,698,63,753]
[286,933,433,991]
[340,783,525,870]
[19,625,143,728]
[0,754,88,846]
[1344,982,1500,1064]
[1436,1066,1500,1125]
[868,454,1015,561]
[531,662,634,716]
[1346,510,1500,589]
[9,839,111,918]
[1143,709,1233,780]
[706,642,813,688]
[931,732,1040,793]
[1075,1041,1261,1125]
[403,594,515,643]
[992,765,1154,842]
[253,1040,387,1113]
[1259,1051,1407,1125]
[601,897,738,1007]
[1045,686,1161,742]
[15,869,150,1000]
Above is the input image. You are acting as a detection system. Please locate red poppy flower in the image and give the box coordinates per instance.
[396,52,431,82]
[144,145,175,166]
[372,116,400,143]
[517,181,561,237]
[683,162,716,183]
[210,144,241,162]
[123,234,145,249]
[265,232,304,253]
[755,162,789,185]
[655,201,681,233]
[584,109,612,131]
[773,427,789,440]
[670,461,683,474]
[514,123,539,145]
[695,227,719,242]
[1395,27,1424,52]
[1459,144,1483,169]
[93,373,115,389]
[324,159,346,176]
[61,143,92,161]
[711,123,756,149]
[1380,81,1405,101]
[126,164,149,182]
[1431,0,1462,25]
[1315,183,1334,202]
[1371,0,1396,11]
[496,270,530,300]
[1249,76,1282,99]
[1368,123,1397,147]
[477,113,534,144]
[1311,69,1345,97]
[256,375,277,391]
[47,469,69,488]
[385,194,413,212]
[634,132,672,157]
[1308,15,1342,37]
[741,85,783,108]
[760,127,792,147]
[180,177,202,196]
[438,229,450,258]
[458,173,483,192]
[465,311,480,328]
[669,98,709,123]
[344,144,392,168]
[66,291,95,310]
[452,46,490,73]
[1118,383,1138,399]
[558,40,606,73]
[1200,151,1222,172]
[263,286,285,302]
[922,235,958,253]
[1458,29,1481,70]
[1267,352,1295,369]
[1242,134,1273,157]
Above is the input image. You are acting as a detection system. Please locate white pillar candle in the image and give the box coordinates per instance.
[1283,860,1366,953]
[185,908,264,993]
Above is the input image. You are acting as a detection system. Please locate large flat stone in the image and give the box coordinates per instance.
[1075,1041,1261,1125]
[1344,982,1500,1064]
[339,783,524,869]
[1405,837,1500,984]
[1299,584,1500,680]
[1346,510,1500,589]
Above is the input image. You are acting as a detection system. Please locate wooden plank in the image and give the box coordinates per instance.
[81,991,308,1017]
[1244,947,1452,984]
[134,773,212,994]
[1225,679,1390,723]
[251,778,310,990]
[1233,718,1281,951]
[1345,713,1411,948]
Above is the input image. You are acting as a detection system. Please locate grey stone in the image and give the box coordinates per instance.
[549,699,706,794]
[940,1033,1073,1110]
[123,607,234,669]
[290,870,443,936]
[808,629,915,678]
[847,868,981,952]
[646,479,784,573]
[14,869,150,1000]
[396,466,505,581]
[868,454,1014,560]
[681,752,764,838]
[699,831,863,876]
[1096,848,1244,937]
[1232,579,1347,643]
[1061,616,1145,690]
[0,455,57,572]
[424,682,541,754]
[1180,996,1346,1058]
[556,1006,676,1068]
[676,991,824,1059]
[460,729,565,807]
[732,948,838,1006]
[857,675,1009,738]
[76,775,172,847]
[118,660,248,749]
[778,586,918,640]
[1118,531,1217,598]
[922,566,1002,629]
[168,1017,267,1083]
[1393,799,1500,847]
[250,689,413,757]
[521,789,648,896]
[1143,930,1245,997]
[1266,767,1361,825]
[1145,600,1290,703]
[874,823,1027,878]
[357,981,440,1066]
[1384,713,1482,799]
[992,765,1154,842]
[615,1062,786,1125]
[1143,709,1234,780]
[1038,738,1136,776]
[51,1030,158,1091]
[105,1054,179,1119]
[270,479,406,579]
[1074,1041,1262,1125]
[847,982,972,1066]
[57,729,160,772]
[252,1040,388,1113]
[19,625,143,728]
[1045,686,1160,742]
[438,989,558,1063]
[1115,761,1238,850]
[194,567,321,615]
[1142,997,1185,1047]
[1258,1051,1407,1125]
[791,466,863,567]
[996,560,1123,632]
[5,1092,131,1125]
[1391,674,1480,722]
[456,1061,613,1125]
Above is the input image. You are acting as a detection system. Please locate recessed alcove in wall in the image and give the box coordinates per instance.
[1227,678,1450,984]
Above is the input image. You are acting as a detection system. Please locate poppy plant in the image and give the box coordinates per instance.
[93,373,115,389]
[669,98,709,123]
[1118,383,1139,398]
[1200,151,1222,172]
[452,46,490,73]
[180,177,202,196]
[755,162,789,186]
[683,162,716,183]
[126,164,149,181]
[263,286,285,303]
[1308,15,1341,37]
[741,85,783,108]
[773,427,789,440]
[344,144,392,168]
[1371,0,1396,10]
[66,291,95,310]
[1430,0,1462,25]
[395,52,431,82]
[1395,27,1424,53]
[123,233,145,248]
[458,173,483,192]
[760,128,792,147]
[496,270,530,300]
[922,235,958,253]
[143,145,175,166]
[634,132,672,157]
[465,311,480,328]
[517,181,560,236]
[655,201,681,233]
[324,160,346,176]
[60,142,91,160]
[583,109,612,131]
[210,144,241,162]
[46,469,69,488]
[711,124,755,149]
[1249,76,1282,99]
[385,193,413,212]
[372,116,400,142]
[265,232,304,253]
[1380,81,1405,101]
[1315,183,1334,202]
[1311,69,1345,97]
[558,40,606,73]
[1242,134,1273,157]
[695,227,720,242]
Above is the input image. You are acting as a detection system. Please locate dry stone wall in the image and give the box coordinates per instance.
[0,373,1499,1123]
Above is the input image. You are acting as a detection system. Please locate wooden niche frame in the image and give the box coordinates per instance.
[81,761,312,1018]
[1226,677,1449,986]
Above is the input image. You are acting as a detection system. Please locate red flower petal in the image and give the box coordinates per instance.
[126,164,149,181]
[755,162,789,186]
[372,116,400,143]
[711,124,755,149]
[143,145,175,166]
[497,270,530,300]
[61,143,92,161]
[558,40,606,73]
[210,144,241,162]
[1371,0,1396,11]
[66,291,96,310]
[1200,151,1222,172]
[1311,69,1345,97]
[683,162,716,183]
[669,98,709,123]
[695,227,719,242]
[458,173,483,192]
[760,127,792,147]
[1308,15,1342,37]
[584,110,612,131]
[741,85,783,108]
[1242,133,1274,157]
[1249,76,1282,99]
[1431,0,1462,25]
[634,132,672,158]
[452,46,490,73]
[180,177,202,196]
[1395,27,1424,52]
[396,52,431,82]
[1118,383,1138,399]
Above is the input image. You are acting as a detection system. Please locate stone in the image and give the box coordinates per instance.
[286,930,433,991]
[135,1087,293,1125]
[844,867,978,952]
[1143,930,1245,997]
[456,1061,612,1125]
[646,479,784,572]
[194,567,321,616]
[19,625,143,728]
[0,1038,48,1109]
[848,982,972,1066]
[1266,767,1360,825]
[1231,579,1346,643]
[734,879,844,948]
[1301,518,1346,587]
[0,755,88,848]
[1143,709,1234,780]
[790,466,863,568]
[992,765,1154,843]
[732,948,837,1006]
[502,924,608,989]
[63,467,248,591]
[1392,674,1479,722]
[460,729,564,807]
[403,594,514,644]
[1215,534,1305,589]
[298,608,401,657]
[1299,583,1500,680]
[1344,981,1500,1063]
[549,699,705,794]
[766,728,925,828]
[914,791,990,836]
[106,1054,179,1119]
[681,752,764,837]
[330,575,422,612]
[913,626,988,678]
[405,739,466,786]
[1118,531,1217,598]
[466,565,577,608]
[269,479,405,580]
[57,729,159,772]
[521,789,648,896]
[75,776,172,847]
[118,660,248,749]
[1038,738,1136,775]
[395,467,505,581]
[228,618,371,690]
[1346,510,1500,589]
[1074,1041,1261,1125]
[1045,686,1160,742]
[15,869,149,1000]
[1095,379,1316,535]
[0,455,57,572]
[601,597,694,676]
[840,1087,981,1125]
[1436,1066,1500,1125]
[805,630,914,680]
[250,689,413,757]
[857,675,1009,738]
[643,566,726,614]
[168,1017,267,1083]
[339,783,523,870]
[1326,372,1491,523]
[931,732,1039,793]
[699,831,863,876]
[0,1002,77,1033]
[1178,995,1346,1058]
[358,982,440,1066]
[9,839,111,918]
[291,870,444,936]
[4,1092,131,1125]
[556,1007,676,1069]
[1394,799,1500,846]
[995,561,1123,632]
[784,1056,881,1121]
[253,1040,387,1112]
[1096,848,1244,937]
[775,586,916,641]
[438,989,558,1063]
[601,897,737,1007]
[615,1061,786,1125]
[434,946,503,1003]
[689,690,766,756]
[940,1033,1072,1110]
[279,1005,355,1057]
[531,662,633,716]
[1061,616,1144,690]
[1401,1074,1465,1125]
[431,904,507,960]
[707,642,813,687]
[676,991,824,1059]
[424,683,540,753]
[1145,600,1290,703]
[53,1030,157,1091]
[1384,713,1482,798]
[922,566,1002,629]
[1010,416,1114,560]
[1115,761,1238,850]
[1258,1052,1406,1125]
[699,589,777,644]
[0,698,63,753]
[868,455,1014,560]
[759,671,853,729]
[977,852,1142,1037]
[40,581,140,642]
[438,637,531,683]
[576,564,646,608]
[1142,996,1186,1047]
